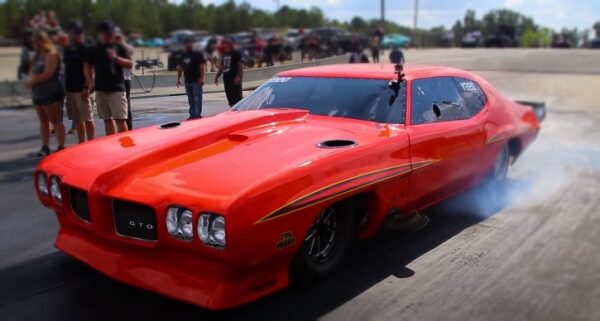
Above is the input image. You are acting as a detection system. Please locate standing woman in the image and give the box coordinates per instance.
[27,31,66,156]
[370,36,380,63]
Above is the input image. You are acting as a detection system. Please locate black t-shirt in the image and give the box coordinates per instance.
[63,43,88,92]
[179,50,205,83]
[85,42,129,92]
[222,50,243,81]
[389,50,404,64]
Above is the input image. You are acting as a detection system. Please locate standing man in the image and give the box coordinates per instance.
[63,22,95,143]
[83,21,132,135]
[176,37,205,120]
[215,39,244,107]
[115,28,135,129]
[389,45,405,65]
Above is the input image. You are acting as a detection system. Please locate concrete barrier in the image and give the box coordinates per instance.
[0,54,349,106]
[129,54,350,92]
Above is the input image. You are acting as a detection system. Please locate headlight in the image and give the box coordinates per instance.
[165,206,193,241]
[50,176,62,203]
[36,172,49,197]
[198,213,226,249]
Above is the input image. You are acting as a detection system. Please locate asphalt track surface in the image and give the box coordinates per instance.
[1,49,600,321]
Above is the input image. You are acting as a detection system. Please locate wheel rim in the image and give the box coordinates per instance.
[494,144,509,180]
[305,207,338,264]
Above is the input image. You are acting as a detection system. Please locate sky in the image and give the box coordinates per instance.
[195,0,600,31]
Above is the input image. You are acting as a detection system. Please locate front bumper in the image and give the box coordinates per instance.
[55,213,289,310]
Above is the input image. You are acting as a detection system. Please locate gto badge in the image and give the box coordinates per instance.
[276,231,295,249]
[129,220,154,230]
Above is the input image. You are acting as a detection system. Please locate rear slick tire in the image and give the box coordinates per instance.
[289,200,356,285]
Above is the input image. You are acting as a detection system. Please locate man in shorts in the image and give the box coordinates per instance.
[83,21,132,135]
[63,22,95,143]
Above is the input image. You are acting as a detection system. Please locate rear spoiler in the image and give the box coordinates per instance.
[515,100,546,122]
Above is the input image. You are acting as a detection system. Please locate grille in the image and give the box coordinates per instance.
[70,188,91,222]
[113,200,157,241]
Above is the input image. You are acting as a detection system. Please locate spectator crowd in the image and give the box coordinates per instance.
[22,12,135,157]
[20,12,404,157]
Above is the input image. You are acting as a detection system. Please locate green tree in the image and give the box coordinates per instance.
[521,28,550,47]
[350,17,368,32]
[482,9,537,35]
[593,21,600,37]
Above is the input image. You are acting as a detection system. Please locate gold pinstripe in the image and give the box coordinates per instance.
[255,159,439,224]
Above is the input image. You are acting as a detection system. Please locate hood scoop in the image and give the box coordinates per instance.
[317,139,357,149]
[160,122,182,129]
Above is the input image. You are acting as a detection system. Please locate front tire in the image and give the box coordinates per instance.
[492,143,510,181]
[289,200,356,285]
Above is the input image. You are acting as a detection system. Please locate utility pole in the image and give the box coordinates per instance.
[22,2,27,29]
[381,0,385,26]
[108,0,112,21]
[413,0,419,30]
[413,0,419,47]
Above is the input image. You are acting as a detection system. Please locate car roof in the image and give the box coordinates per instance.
[277,64,475,81]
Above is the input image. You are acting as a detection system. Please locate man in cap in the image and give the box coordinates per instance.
[83,21,132,135]
[176,37,205,119]
[63,22,95,143]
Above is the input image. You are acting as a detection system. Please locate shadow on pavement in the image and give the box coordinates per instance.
[0,179,530,321]
[0,135,39,145]
[0,153,40,184]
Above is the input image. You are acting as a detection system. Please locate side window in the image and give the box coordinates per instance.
[453,77,486,116]
[411,77,470,124]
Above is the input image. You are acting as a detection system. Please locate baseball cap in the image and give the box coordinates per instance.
[97,21,115,33]
[68,21,84,34]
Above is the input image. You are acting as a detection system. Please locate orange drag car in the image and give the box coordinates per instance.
[35,64,543,310]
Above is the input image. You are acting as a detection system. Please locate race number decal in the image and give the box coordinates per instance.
[460,81,477,92]
[268,77,291,83]
[222,56,231,72]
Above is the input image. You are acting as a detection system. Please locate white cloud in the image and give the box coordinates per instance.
[505,0,523,7]
[288,0,341,6]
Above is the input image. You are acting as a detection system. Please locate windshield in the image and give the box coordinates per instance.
[232,77,406,124]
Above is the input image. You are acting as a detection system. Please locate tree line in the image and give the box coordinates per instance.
[0,0,326,39]
[1,0,598,47]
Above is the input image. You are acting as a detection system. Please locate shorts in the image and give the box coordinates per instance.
[96,91,127,120]
[66,92,93,121]
[32,91,64,106]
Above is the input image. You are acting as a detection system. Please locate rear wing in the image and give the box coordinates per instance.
[515,100,546,122]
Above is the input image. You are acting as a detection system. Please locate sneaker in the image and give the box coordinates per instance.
[37,145,50,157]
[56,146,66,152]
[67,129,76,134]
